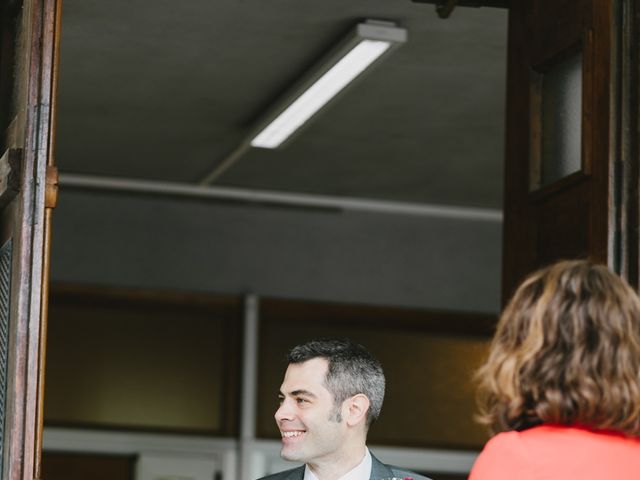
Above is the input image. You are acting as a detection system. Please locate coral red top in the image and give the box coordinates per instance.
[469,424,640,480]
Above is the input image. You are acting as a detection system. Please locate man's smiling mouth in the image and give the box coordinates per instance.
[281,430,306,438]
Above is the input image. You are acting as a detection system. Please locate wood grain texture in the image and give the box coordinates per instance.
[502,0,615,301]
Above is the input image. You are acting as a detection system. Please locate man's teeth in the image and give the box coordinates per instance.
[282,431,304,438]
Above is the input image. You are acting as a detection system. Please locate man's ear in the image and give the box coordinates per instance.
[344,394,370,428]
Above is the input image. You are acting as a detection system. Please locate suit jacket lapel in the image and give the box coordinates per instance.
[282,465,305,480]
[370,452,395,480]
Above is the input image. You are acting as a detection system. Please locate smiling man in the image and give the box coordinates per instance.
[258,339,429,480]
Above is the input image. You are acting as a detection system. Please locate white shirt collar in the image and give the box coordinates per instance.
[303,448,372,480]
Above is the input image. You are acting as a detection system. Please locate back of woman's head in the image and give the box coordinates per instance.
[477,260,640,435]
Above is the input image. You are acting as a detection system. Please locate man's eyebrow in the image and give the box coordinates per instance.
[278,389,317,398]
[290,389,317,398]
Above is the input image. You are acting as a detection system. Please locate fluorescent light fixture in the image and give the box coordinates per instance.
[250,20,407,149]
[251,40,390,149]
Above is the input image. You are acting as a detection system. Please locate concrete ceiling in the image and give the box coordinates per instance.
[56,0,508,209]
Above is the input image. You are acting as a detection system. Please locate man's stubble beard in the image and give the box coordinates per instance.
[280,409,343,462]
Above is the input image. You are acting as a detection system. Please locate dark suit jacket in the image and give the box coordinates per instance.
[257,451,431,480]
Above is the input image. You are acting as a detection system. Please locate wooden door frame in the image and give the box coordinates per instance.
[501,0,640,299]
[614,0,640,288]
[1,1,61,480]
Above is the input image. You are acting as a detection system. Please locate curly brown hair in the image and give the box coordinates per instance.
[476,260,640,436]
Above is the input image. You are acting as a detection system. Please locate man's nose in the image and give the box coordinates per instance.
[275,400,293,423]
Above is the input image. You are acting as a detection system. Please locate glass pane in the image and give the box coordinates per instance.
[257,301,492,449]
[540,51,582,187]
[44,289,241,434]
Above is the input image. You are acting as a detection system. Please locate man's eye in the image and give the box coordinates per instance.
[296,398,308,404]
[278,397,284,405]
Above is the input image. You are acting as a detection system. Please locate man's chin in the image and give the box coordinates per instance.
[280,448,305,462]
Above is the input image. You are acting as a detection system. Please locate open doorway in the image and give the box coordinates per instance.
[43,2,509,480]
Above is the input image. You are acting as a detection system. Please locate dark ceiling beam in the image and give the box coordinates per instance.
[411,0,509,7]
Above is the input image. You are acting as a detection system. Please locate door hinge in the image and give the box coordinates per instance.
[45,165,59,209]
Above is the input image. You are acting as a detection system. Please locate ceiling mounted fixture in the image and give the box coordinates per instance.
[250,20,407,149]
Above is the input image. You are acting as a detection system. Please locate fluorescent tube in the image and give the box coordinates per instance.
[250,39,392,149]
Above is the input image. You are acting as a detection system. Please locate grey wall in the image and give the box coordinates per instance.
[51,190,502,314]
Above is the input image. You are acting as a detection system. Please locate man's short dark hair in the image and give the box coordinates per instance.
[287,338,385,427]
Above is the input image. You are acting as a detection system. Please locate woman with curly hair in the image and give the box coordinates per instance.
[469,260,640,479]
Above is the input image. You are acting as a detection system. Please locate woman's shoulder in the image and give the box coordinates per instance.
[517,424,640,448]
[468,431,531,480]
[483,424,640,451]
[479,429,526,452]
[469,425,640,480]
